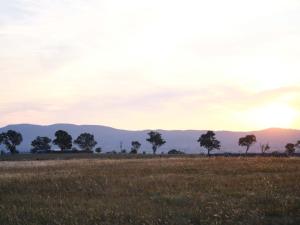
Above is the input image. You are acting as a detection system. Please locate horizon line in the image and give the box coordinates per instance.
[1,123,299,133]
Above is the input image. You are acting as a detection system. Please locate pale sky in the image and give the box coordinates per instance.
[0,0,300,131]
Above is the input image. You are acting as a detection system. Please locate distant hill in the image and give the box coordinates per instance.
[0,124,299,153]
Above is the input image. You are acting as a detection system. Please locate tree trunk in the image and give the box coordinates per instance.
[9,145,17,154]
[246,146,250,155]
[153,146,157,155]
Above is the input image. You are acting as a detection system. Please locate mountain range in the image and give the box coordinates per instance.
[0,124,299,154]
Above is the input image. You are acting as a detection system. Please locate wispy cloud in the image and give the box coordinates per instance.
[0,0,300,130]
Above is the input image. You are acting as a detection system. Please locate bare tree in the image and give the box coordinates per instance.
[260,143,270,154]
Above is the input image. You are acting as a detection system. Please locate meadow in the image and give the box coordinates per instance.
[0,157,299,225]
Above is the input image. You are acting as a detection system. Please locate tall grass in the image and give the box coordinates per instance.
[0,157,299,225]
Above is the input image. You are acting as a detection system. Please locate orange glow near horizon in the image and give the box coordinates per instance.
[245,104,298,130]
[0,0,300,131]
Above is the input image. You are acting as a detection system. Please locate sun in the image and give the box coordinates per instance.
[246,103,297,129]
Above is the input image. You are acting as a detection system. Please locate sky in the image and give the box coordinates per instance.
[0,0,300,131]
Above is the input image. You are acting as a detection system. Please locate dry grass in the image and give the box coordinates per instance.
[0,157,299,225]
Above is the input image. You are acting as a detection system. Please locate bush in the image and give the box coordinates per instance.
[168,149,185,155]
[95,147,102,153]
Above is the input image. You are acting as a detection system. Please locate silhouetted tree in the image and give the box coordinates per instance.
[95,147,102,153]
[31,136,52,153]
[130,141,141,154]
[120,149,127,154]
[0,133,4,145]
[285,143,295,155]
[146,131,166,154]
[197,131,221,156]
[53,130,72,151]
[260,143,270,154]
[74,133,97,152]
[168,149,185,155]
[0,130,23,154]
[238,135,257,155]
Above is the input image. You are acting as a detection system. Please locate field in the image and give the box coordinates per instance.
[0,157,299,225]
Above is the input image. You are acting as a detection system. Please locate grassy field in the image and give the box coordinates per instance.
[0,157,299,225]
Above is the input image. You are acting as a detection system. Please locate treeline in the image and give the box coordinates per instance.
[0,130,299,156]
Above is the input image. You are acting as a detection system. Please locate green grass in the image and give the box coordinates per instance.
[0,157,299,225]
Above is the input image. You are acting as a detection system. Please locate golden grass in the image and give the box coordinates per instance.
[0,157,299,225]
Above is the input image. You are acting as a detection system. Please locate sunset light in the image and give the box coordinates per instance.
[0,0,300,131]
[246,103,298,130]
[1,1,300,224]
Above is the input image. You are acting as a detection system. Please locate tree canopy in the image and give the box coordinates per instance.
[53,130,72,151]
[31,136,52,153]
[197,131,220,156]
[146,131,166,154]
[0,130,23,154]
[74,133,97,151]
[238,135,257,154]
[285,143,295,155]
[130,141,141,154]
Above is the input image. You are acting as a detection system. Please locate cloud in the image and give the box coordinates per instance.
[0,85,299,130]
[0,0,300,130]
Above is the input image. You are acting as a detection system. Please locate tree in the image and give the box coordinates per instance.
[260,143,270,154]
[0,133,4,145]
[146,131,166,154]
[238,135,257,155]
[31,136,52,153]
[74,133,97,152]
[120,149,127,154]
[53,130,72,151]
[197,131,221,156]
[168,149,185,155]
[95,147,102,153]
[0,130,23,154]
[130,141,141,154]
[285,143,295,155]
